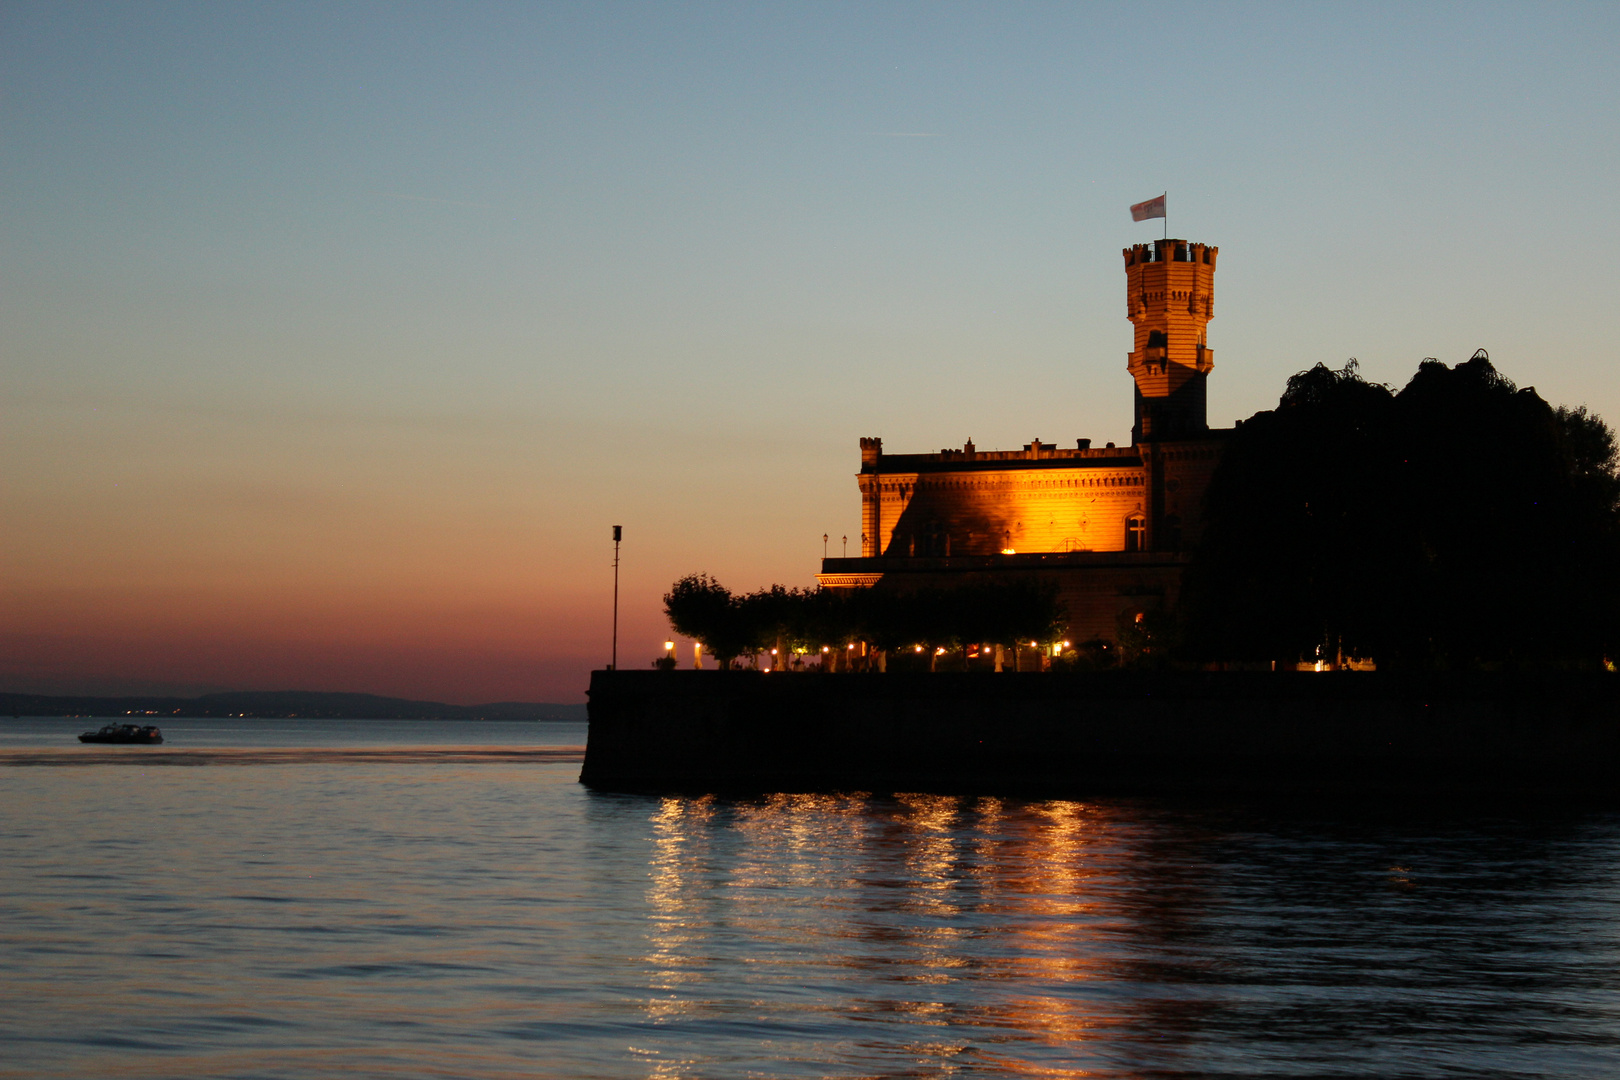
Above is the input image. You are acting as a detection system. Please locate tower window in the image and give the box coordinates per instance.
[1125,515,1146,552]
[1146,330,1168,349]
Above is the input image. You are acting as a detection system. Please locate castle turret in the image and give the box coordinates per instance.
[1123,238,1217,442]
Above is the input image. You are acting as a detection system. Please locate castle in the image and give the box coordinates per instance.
[817,238,1229,644]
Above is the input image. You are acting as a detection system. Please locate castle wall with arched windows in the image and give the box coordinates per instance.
[859,446,1147,558]
[823,433,1226,643]
[852,433,1224,561]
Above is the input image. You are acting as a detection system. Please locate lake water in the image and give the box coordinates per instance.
[0,715,589,749]
[4,718,1620,1077]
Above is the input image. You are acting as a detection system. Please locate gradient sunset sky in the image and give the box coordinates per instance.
[4,2,1618,703]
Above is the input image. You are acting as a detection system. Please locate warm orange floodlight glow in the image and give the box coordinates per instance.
[1001,548,1016,555]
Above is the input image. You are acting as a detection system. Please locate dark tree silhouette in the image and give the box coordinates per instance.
[663,574,752,668]
[859,580,1066,659]
[662,575,1066,670]
[1181,353,1620,669]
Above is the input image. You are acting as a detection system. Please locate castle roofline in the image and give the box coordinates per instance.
[862,445,1138,474]
[863,454,1140,475]
[859,431,1231,474]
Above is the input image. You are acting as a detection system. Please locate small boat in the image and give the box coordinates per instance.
[79,723,164,745]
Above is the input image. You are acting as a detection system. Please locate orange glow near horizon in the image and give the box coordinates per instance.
[1,387,842,703]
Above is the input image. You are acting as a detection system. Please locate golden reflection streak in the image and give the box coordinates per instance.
[642,795,720,1026]
[637,792,1201,1075]
[973,799,1127,1057]
[858,795,1139,1068]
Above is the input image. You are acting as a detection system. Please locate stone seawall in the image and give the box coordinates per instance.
[580,670,1620,797]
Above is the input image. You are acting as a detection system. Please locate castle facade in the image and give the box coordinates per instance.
[818,238,1230,643]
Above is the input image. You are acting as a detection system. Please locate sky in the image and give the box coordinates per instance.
[4,1,1618,703]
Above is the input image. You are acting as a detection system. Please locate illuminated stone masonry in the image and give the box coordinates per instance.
[819,239,1231,643]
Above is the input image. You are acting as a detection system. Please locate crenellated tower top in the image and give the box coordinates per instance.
[1122,238,1217,442]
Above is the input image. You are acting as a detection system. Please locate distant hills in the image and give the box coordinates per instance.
[0,690,587,722]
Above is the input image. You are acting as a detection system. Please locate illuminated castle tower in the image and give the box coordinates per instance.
[1124,238,1217,443]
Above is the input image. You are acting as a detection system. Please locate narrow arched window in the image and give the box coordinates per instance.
[1125,515,1146,552]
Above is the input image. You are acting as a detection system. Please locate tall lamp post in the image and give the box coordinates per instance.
[610,525,621,671]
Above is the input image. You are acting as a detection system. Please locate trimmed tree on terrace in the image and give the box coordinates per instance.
[663,575,1066,670]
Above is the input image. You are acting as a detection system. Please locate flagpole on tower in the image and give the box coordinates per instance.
[1163,191,1168,240]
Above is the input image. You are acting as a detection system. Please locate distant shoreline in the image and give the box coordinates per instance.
[0,691,586,723]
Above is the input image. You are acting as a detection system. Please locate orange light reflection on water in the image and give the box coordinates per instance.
[638,792,1212,1074]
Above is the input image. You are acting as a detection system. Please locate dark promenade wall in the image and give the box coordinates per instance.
[581,670,1620,797]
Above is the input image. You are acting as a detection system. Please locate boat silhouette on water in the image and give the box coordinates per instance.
[79,723,164,745]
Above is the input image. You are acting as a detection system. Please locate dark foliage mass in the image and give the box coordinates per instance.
[1181,353,1620,669]
[663,575,1065,669]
